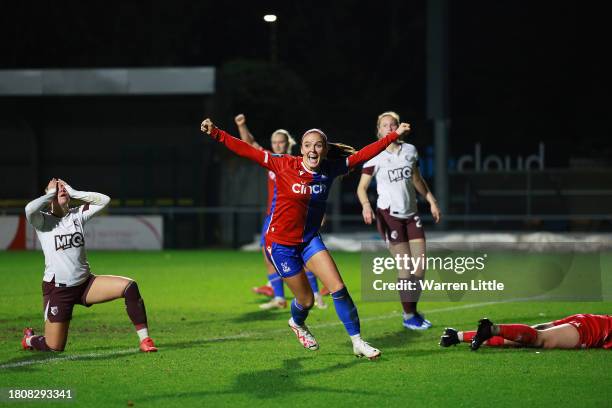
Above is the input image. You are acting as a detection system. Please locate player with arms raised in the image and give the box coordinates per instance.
[234,114,326,310]
[21,178,157,352]
[201,117,411,358]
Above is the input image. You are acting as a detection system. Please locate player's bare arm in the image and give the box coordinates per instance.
[234,113,262,150]
[357,173,375,224]
[412,166,441,223]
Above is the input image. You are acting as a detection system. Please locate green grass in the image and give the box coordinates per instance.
[1,250,611,408]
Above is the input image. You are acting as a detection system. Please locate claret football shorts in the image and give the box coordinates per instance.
[376,208,425,243]
[42,275,97,323]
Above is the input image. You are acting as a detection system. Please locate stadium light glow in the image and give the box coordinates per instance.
[263,14,277,23]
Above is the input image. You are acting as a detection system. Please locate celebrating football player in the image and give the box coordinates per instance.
[201,117,411,358]
[234,113,327,311]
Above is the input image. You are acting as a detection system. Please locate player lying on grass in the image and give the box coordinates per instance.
[201,118,411,358]
[21,178,157,353]
[439,314,612,350]
[234,113,327,310]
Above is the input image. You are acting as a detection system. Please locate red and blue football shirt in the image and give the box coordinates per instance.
[210,127,400,245]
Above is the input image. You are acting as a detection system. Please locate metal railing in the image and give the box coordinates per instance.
[3,205,612,249]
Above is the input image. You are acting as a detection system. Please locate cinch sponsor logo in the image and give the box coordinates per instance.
[388,166,412,182]
[54,232,85,250]
[292,183,327,195]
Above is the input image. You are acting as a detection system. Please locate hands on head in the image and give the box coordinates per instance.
[45,178,70,197]
[46,178,58,194]
[45,177,70,215]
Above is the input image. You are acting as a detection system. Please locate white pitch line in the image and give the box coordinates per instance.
[0,348,139,370]
[0,334,251,370]
[306,299,516,330]
[0,300,508,370]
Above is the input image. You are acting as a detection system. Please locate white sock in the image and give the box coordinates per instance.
[457,331,464,342]
[403,312,415,320]
[136,327,149,342]
[26,336,33,347]
[350,334,362,344]
[274,296,285,302]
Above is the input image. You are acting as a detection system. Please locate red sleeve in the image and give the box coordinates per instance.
[347,131,399,168]
[210,128,282,171]
[362,166,375,175]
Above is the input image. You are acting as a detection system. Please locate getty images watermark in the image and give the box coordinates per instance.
[361,242,608,302]
[371,252,505,292]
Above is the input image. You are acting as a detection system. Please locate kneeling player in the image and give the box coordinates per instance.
[440,314,612,350]
[21,178,157,353]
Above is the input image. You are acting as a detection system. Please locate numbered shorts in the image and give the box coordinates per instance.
[263,235,327,278]
[376,208,425,243]
[42,275,96,323]
[260,214,272,247]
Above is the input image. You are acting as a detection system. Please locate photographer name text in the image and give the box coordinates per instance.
[372,279,505,291]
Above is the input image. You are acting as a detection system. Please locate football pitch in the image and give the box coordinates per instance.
[1,250,611,407]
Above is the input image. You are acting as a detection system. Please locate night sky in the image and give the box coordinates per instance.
[1,0,605,166]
